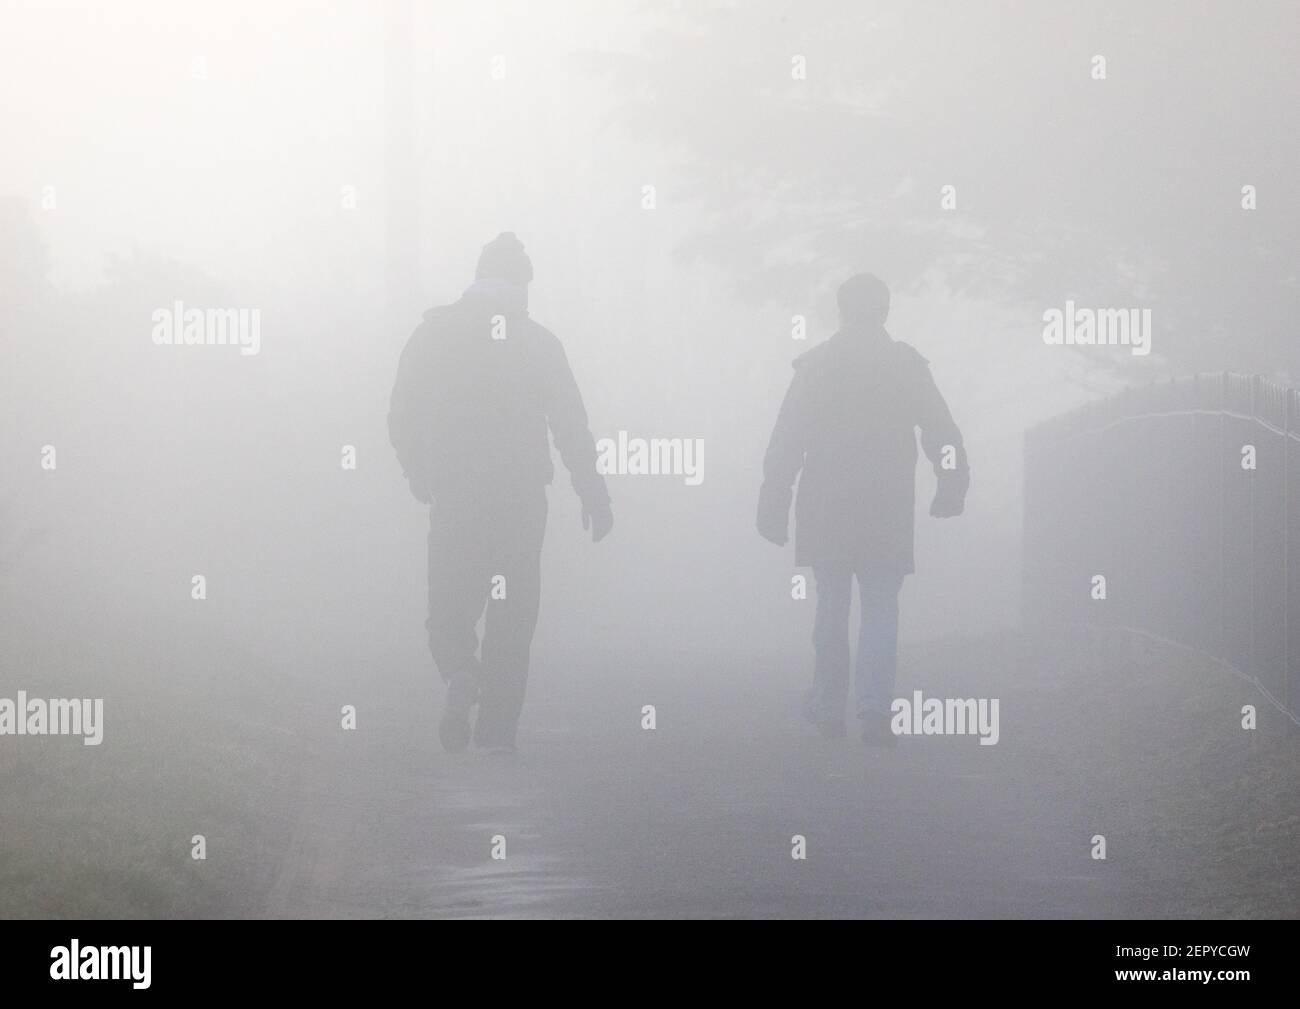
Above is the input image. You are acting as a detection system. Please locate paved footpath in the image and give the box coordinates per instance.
[260,629,1297,918]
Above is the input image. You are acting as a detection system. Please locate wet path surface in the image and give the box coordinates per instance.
[255,630,1300,918]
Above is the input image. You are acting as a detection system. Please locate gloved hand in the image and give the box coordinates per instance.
[582,497,613,543]
[929,479,965,518]
[407,473,432,505]
[756,486,790,546]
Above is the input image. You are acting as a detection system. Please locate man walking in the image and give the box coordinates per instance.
[389,233,612,754]
[757,273,968,746]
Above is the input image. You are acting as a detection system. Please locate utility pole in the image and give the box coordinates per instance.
[384,0,419,334]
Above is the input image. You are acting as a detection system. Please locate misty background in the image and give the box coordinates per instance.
[2,0,1298,918]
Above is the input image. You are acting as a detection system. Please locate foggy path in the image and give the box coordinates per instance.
[257,631,1296,919]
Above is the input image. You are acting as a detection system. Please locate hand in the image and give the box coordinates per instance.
[582,498,613,543]
[929,486,964,518]
[756,488,789,546]
[407,474,432,505]
[757,513,788,546]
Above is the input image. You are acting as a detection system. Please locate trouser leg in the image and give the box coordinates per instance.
[473,489,548,748]
[811,566,853,722]
[855,570,904,716]
[475,545,542,748]
[426,511,490,682]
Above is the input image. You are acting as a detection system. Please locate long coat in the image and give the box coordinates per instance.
[758,328,969,573]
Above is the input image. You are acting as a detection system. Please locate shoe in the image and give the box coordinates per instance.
[860,709,897,748]
[438,668,480,753]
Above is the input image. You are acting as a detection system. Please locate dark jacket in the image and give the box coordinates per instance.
[758,327,968,573]
[388,286,609,510]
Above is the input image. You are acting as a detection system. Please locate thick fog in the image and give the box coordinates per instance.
[2,1,1298,920]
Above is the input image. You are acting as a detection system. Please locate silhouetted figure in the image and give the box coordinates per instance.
[388,233,612,754]
[757,273,969,745]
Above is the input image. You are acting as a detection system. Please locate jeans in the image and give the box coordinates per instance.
[810,566,904,722]
[425,488,547,748]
